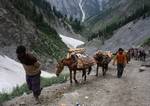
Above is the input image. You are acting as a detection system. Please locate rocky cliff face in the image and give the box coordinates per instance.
[46,0,110,21]
[46,0,82,20]
[81,0,101,19]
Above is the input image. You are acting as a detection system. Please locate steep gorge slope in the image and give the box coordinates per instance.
[101,17,150,51]
[0,0,68,67]
[84,16,150,54]
[84,0,150,36]
[47,0,150,41]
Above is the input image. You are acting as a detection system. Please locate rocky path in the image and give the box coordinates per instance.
[3,60,150,106]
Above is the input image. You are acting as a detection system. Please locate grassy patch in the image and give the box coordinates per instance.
[0,74,68,103]
[41,74,69,87]
[142,37,150,46]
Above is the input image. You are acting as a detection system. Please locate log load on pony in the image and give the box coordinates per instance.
[93,50,112,76]
[56,48,95,84]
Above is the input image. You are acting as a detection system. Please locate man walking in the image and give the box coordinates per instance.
[113,48,127,78]
[16,45,42,103]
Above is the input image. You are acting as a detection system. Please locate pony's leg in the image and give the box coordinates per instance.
[102,67,105,76]
[83,70,86,81]
[96,65,99,76]
[73,70,78,84]
[82,70,85,78]
[70,70,73,84]
[102,65,107,76]
[105,64,109,75]
[106,64,108,72]
[81,70,85,82]
[87,66,92,75]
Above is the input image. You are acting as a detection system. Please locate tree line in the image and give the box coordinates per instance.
[88,4,150,42]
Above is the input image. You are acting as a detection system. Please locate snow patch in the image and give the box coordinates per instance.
[0,55,56,93]
[59,34,84,48]
[41,71,56,78]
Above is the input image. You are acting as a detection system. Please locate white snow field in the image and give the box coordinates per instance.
[0,55,56,93]
[59,34,84,48]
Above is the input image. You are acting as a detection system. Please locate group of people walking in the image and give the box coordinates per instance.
[113,47,147,78]
[15,45,146,104]
[128,48,146,61]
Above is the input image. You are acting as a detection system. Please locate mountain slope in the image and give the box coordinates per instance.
[46,0,109,21]
[0,0,67,63]
[101,17,150,51]
[46,0,82,20]
[83,16,150,54]
[84,0,150,35]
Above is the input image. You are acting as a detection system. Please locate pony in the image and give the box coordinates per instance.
[93,51,112,76]
[56,56,94,84]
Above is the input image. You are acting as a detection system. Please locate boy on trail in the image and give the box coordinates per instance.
[113,48,127,78]
[16,45,42,103]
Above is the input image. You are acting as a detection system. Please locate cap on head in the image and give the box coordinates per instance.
[16,45,26,54]
[118,48,124,52]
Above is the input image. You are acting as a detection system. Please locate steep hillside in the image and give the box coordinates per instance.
[0,0,67,66]
[83,0,150,38]
[46,0,82,20]
[45,0,150,41]
[84,17,150,54]
[100,17,150,51]
[46,0,109,21]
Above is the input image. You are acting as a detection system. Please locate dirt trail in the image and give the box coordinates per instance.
[3,60,150,106]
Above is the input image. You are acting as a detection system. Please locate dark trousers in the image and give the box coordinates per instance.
[26,72,41,97]
[117,64,125,78]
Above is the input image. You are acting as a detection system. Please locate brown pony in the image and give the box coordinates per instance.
[56,57,94,84]
[93,52,112,76]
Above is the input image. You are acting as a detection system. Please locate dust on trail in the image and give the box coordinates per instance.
[3,60,150,106]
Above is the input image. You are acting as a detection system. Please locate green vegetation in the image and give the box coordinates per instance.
[78,0,150,41]
[41,74,68,87]
[63,16,83,33]
[87,5,150,41]
[10,0,67,60]
[33,0,80,34]
[0,74,68,103]
[142,37,150,46]
[52,6,64,19]
[33,32,67,60]
[69,18,83,33]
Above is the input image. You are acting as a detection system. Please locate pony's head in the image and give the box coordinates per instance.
[55,60,64,77]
